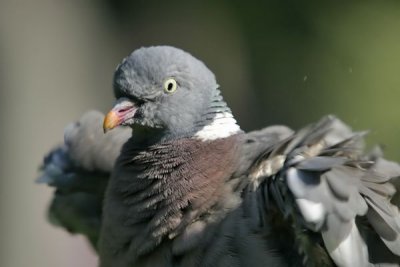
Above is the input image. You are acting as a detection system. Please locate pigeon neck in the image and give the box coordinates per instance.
[128,89,242,144]
[130,126,166,145]
[194,88,242,141]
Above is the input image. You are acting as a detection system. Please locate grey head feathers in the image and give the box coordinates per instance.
[112,46,241,141]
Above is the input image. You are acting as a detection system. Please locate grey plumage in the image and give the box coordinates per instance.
[38,111,130,248]
[250,115,400,266]
[39,46,400,266]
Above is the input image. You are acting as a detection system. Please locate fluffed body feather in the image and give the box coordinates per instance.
[39,46,400,267]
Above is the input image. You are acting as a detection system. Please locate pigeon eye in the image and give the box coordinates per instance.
[163,78,177,94]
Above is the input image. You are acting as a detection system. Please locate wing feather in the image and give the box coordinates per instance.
[37,111,130,249]
[248,115,400,266]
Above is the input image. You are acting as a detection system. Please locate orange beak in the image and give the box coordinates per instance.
[103,98,138,133]
[103,110,121,133]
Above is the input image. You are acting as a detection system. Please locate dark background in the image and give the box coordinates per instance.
[1,1,399,266]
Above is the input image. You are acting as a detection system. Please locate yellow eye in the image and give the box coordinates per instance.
[163,78,177,93]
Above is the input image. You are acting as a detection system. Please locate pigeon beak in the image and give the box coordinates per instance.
[103,110,121,133]
[103,98,138,133]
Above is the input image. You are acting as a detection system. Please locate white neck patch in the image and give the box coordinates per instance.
[194,112,241,141]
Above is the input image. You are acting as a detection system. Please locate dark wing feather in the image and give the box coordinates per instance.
[37,111,130,249]
[248,115,400,267]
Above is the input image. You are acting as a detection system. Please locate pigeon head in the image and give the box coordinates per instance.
[103,46,240,140]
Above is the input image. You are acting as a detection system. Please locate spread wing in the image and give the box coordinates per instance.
[37,111,131,249]
[248,116,400,267]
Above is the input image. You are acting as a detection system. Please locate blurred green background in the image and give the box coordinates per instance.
[0,0,399,266]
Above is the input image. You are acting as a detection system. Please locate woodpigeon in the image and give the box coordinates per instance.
[38,46,400,267]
